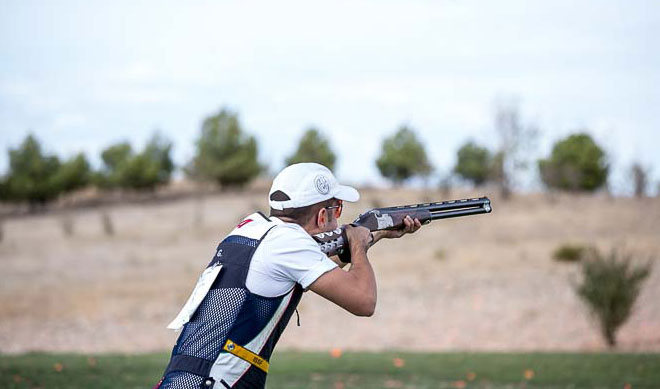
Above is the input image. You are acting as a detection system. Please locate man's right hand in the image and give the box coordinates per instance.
[344,224,371,253]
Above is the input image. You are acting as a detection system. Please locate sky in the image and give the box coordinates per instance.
[1,0,659,194]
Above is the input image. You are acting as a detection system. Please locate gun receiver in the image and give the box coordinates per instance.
[314,196,491,262]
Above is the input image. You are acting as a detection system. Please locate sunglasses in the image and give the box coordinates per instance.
[325,200,343,219]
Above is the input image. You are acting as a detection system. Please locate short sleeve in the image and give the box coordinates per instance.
[265,225,338,289]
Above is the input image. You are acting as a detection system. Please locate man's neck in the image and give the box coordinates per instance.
[271,215,320,236]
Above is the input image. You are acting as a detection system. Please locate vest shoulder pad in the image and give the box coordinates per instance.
[228,212,276,239]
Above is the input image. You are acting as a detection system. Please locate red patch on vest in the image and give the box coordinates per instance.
[237,219,253,228]
[153,377,164,389]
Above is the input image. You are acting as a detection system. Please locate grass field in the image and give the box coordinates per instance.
[1,351,658,388]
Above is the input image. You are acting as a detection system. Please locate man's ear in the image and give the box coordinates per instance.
[316,207,327,227]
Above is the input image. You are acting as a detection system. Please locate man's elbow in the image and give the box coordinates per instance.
[357,306,375,317]
[352,298,376,317]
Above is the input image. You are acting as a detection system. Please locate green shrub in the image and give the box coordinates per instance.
[553,244,586,262]
[574,248,652,347]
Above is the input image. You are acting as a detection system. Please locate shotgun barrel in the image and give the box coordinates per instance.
[375,197,491,222]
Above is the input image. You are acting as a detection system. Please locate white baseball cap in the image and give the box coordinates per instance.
[269,163,360,210]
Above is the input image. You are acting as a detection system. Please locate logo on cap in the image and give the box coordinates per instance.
[314,175,330,195]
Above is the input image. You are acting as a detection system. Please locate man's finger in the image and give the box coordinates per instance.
[404,216,413,232]
[401,215,415,234]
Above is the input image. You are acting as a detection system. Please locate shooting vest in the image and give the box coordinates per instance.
[157,212,304,389]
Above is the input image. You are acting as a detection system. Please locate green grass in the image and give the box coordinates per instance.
[1,351,658,388]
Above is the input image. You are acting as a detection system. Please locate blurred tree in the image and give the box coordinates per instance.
[538,133,608,192]
[630,162,649,198]
[143,131,175,186]
[101,143,132,172]
[493,100,538,199]
[454,141,492,186]
[376,125,433,185]
[116,153,162,190]
[490,151,505,191]
[0,180,7,203]
[285,127,337,171]
[96,132,174,191]
[187,108,261,187]
[53,153,91,193]
[0,134,61,206]
[96,142,133,189]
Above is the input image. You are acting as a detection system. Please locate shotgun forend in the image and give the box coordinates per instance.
[313,196,492,262]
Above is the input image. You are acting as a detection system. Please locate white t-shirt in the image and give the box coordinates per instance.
[245,216,338,297]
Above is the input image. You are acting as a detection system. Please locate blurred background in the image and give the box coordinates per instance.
[1,0,660,387]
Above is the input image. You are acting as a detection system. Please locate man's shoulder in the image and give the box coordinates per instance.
[260,219,322,254]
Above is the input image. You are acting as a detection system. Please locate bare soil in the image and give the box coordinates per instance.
[1,189,659,354]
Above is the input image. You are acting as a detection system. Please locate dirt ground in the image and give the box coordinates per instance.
[1,189,659,354]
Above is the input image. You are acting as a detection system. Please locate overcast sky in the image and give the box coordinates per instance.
[1,0,658,194]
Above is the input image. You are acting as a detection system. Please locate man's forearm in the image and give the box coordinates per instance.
[346,242,377,315]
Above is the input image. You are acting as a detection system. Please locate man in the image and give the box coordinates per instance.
[155,163,421,388]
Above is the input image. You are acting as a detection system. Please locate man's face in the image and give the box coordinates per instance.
[321,200,342,232]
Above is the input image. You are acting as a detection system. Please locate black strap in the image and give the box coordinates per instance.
[164,354,213,377]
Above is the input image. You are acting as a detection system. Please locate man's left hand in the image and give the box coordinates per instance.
[371,215,422,244]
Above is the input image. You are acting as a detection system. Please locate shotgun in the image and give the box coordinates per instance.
[314,196,492,262]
